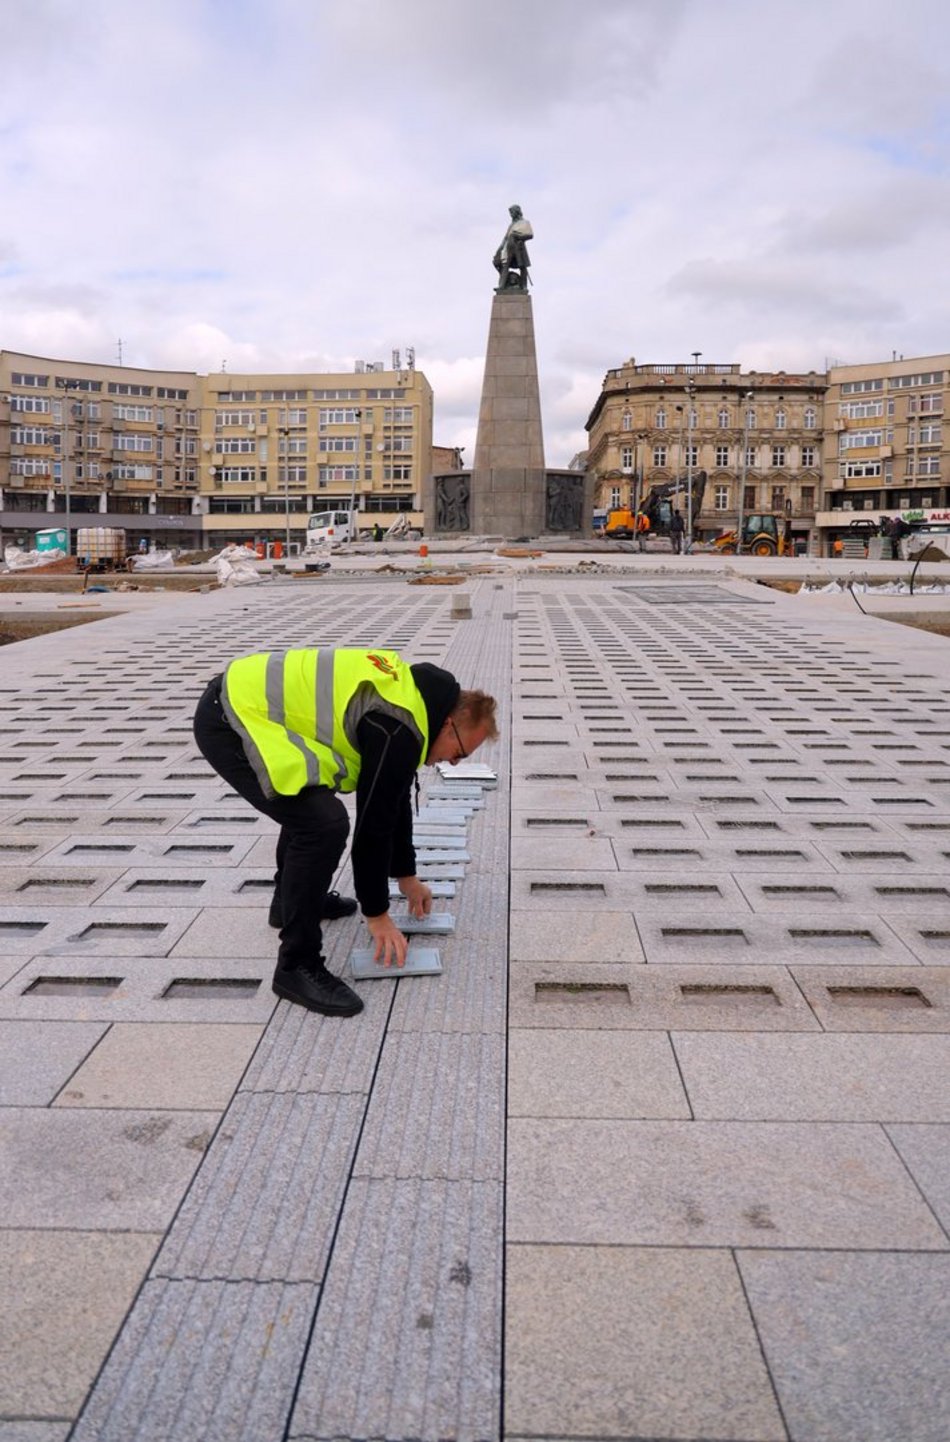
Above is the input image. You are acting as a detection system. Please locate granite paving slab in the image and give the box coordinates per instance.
[68,1277,319,1442]
[53,1021,264,1110]
[505,1244,786,1441]
[0,1108,220,1229]
[509,960,821,1030]
[288,1175,502,1442]
[673,1032,950,1121]
[508,909,641,963]
[507,1118,948,1249]
[886,1123,950,1234]
[0,1019,108,1105]
[0,953,275,1023]
[789,964,950,1032]
[0,1229,161,1422]
[508,1029,691,1118]
[154,1091,366,1282]
[738,1250,950,1442]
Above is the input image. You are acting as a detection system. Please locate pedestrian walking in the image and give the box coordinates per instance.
[670,508,685,554]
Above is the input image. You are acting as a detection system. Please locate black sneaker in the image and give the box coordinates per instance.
[269,888,357,929]
[272,960,363,1017]
[322,889,358,920]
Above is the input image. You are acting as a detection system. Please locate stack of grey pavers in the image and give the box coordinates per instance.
[1,570,948,1442]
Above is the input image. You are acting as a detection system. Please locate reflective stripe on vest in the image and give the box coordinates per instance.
[221,648,428,798]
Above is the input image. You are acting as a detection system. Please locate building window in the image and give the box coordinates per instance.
[285,408,307,425]
[655,408,667,429]
[918,423,942,445]
[653,444,667,467]
[107,381,153,397]
[801,445,817,467]
[216,410,256,427]
[717,408,730,429]
[113,404,153,422]
[609,486,622,508]
[714,485,729,510]
[11,372,49,387]
[918,455,941,476]
[804,406,817,428]
[840,400,883,420]
[320,436,358,452]
[715,445,729,467]
[621,411,632,432]
[114,434,154,452]
[771,486,786,511]
[384,406,413,424]
[771,445,786,468]
[384,463,413,480]
[841,379,884,394]
[745,407,756,429]
[9,395,51,413]
[916,392,943,414]
[281,436,308,454]
[745,446,756,469]
[219,466,257,484]
[621,445,633,469]
[842,460,882,479]
[800,486,815,510]
[318,464,358,483]
[743,485,756,509]
[685,445,697,467]
[775,409,787,430]
[219,437,257,453]
[209,496,255,514]
[319,407,361,425]
[278,465,308,484]
[388,436,414,453]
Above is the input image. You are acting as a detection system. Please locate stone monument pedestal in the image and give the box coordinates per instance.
[470,290,546,537]
[425,277,590,539]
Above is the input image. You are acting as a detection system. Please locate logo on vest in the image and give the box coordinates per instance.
[366,652,398,679]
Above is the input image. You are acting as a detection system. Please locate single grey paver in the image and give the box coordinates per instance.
[507,1118,948,1249]
[738,1250,950,1442]
[0,1229,161,1421]
[673,1032,950,1121]
[506,1243,786,1441]
[0,1108,219,1230]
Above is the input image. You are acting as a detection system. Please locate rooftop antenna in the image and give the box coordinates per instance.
[392,348,401,371]
[221,359,228,372]
[406,346,415,370]
[116,337,123,366]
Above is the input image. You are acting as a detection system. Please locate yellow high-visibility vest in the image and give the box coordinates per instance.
[221,648,429,797]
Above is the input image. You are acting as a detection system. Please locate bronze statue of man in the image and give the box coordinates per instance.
[493,204,533,291]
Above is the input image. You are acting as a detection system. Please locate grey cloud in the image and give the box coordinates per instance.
[665,258,905,326]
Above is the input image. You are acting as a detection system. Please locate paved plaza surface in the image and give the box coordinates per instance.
[0,562,948,1442]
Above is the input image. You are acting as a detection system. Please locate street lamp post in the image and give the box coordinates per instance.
[736,390,755,554]
[55,378,82,555]
[347,408,362,541]
[685,380,697,550]
[633,431,648,521]
[278,425,291,559]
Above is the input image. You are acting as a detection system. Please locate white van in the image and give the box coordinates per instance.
[306,509,357,545]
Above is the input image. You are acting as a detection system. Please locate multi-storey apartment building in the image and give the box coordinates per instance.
[818,353,949,543]
[586,359,826,548]
[0,351,432,554]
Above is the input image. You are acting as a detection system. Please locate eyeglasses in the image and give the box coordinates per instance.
[449,717,468,760]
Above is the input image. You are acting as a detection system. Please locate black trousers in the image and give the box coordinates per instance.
[193,677,350,968]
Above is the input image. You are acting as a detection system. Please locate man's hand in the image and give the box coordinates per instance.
[366,913,408,968]
[398,875,432,919]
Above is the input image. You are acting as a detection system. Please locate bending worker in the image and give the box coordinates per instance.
[193,648,498,1019]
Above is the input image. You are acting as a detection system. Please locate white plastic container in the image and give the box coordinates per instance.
[76,528,127,567]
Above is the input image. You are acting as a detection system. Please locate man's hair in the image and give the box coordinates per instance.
[454,689,499,740]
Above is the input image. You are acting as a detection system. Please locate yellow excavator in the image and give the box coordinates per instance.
[713,512,793,556]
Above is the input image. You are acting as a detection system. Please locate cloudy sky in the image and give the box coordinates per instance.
[2,0,949,463]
